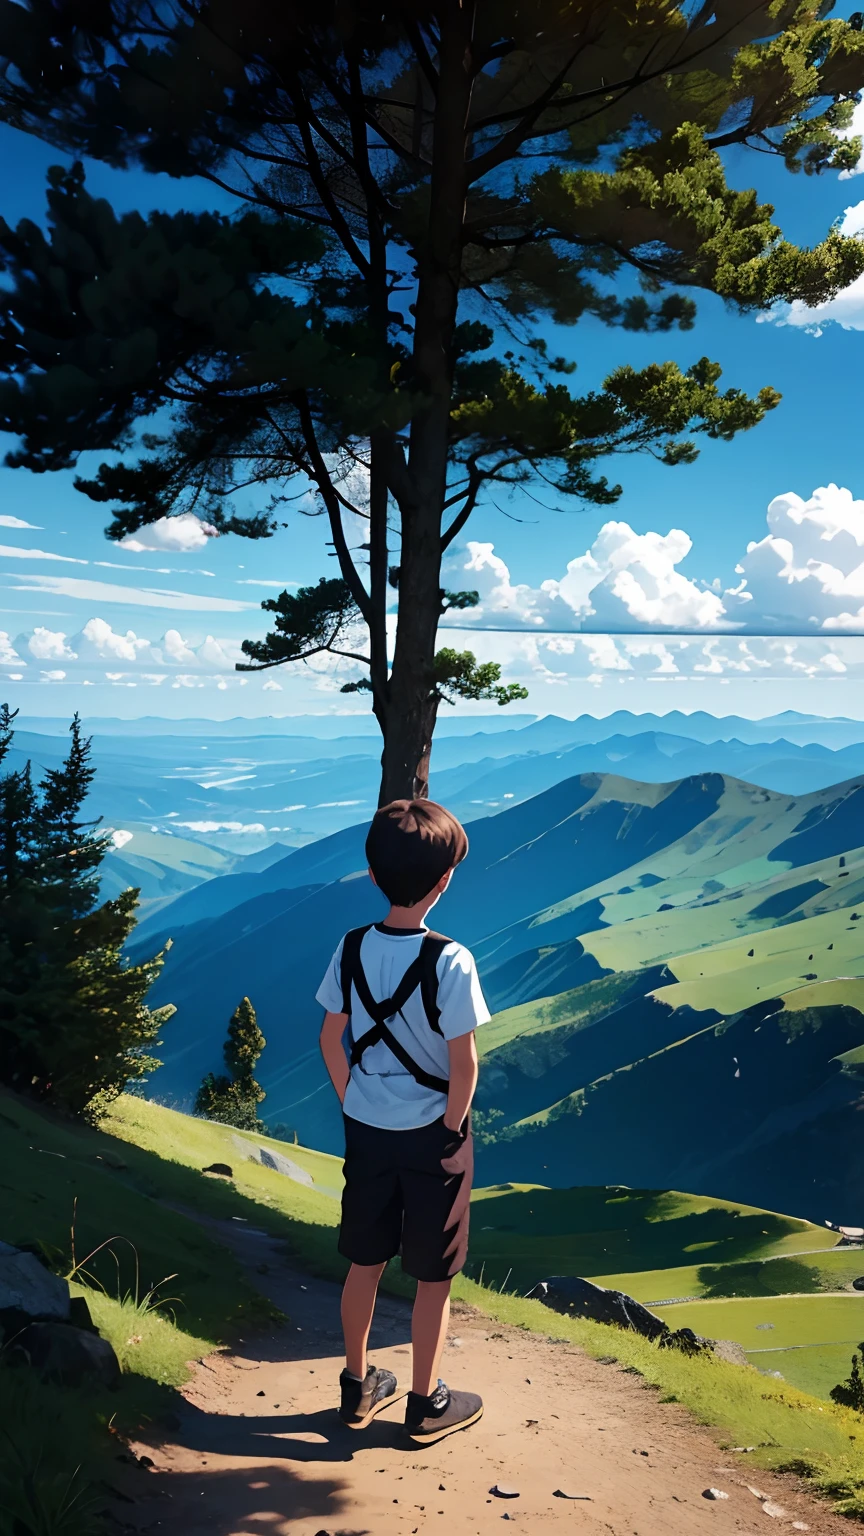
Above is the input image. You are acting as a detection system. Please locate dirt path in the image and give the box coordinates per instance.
[128,1223,847,1536]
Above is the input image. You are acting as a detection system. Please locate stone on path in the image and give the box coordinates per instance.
[490,1484,520,1498]
[553,1488,592,1500]
[762,1502,788,1519]
[703,1488,730,1500]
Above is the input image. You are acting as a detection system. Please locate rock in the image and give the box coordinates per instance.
[0,1247,71,1323]
[13,1321,121,1389]
[852,1277,864,1291]
[792,1523,809,1531]
[747,1487,768,1500]
[553,1489,592,1500]
[68,1294,97,1332]
[762,1502,788,1519]
[259,1147,314,1186]
[232,1135,314,1186]
[490,1484,520,1498]
[712,1338,751,1367]
[203,1163,233,1177]
[525,1276,667,1343]
[703,1489,730,1501]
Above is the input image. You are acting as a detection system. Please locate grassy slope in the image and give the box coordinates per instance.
[654,1294,864,1403]
[466,1184,835,1291]
[4,1091,864,1520]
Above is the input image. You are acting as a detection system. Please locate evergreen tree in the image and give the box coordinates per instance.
[0,710,174,1117]
[2,4,864,798]
[194,997,266,1131]
[831,1342,864,1413]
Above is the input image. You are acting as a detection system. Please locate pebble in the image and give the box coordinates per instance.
[703,1488,730,1501]
[553,1489,592,1500]
[762,1503,787,1519]
[491,1484,520,1499]
[792,1524,809,1531]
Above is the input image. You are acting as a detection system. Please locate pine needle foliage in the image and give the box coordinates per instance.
[195,996,266,1131]
[1,3,863,796]
[0,707,174,1118]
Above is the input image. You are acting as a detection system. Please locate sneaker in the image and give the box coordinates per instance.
[404,1379,483,1445]
[339,1365,401,1429]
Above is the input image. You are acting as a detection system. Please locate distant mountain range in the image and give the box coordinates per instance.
[130,766,864,1223]
[9,711,864,870]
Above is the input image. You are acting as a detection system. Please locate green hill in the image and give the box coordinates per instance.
[465,1183,835,1293]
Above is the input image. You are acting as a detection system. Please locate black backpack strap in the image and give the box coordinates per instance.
[355,1018,450,1095]
[418,931,451,1037]
[340,925,373,1015]
[346,928,453,1095]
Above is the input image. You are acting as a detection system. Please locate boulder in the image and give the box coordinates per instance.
[12,1321,121,1389]
[0,1247,71,1325]
[203,1162,233,1177]
[525,1276,669,1341]
[852,1277,864,1292]
[712,1338,751,1367]
[233,1136,314,1187]
[525,1276,714,1355]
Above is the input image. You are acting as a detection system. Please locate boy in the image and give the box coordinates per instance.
[317,797,489,1445]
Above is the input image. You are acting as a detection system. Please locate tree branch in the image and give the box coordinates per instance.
[294,393,373,626]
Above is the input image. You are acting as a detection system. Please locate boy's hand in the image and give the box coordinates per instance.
[444,1031,478,1134]
[320,1010,350,1104]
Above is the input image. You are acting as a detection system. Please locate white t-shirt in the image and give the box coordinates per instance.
[316,922,490,1131]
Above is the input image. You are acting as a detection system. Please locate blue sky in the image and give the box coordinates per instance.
[2,98,864,723]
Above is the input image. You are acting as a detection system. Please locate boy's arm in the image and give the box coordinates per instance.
[320,1011,350,1104]
[444,1031,478,1132]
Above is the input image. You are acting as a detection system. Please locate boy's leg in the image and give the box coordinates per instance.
[411,1278,451,1396]
[400,1122,483,1443]
[341,1260,386,1379]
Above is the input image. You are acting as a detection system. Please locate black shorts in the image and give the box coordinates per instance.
[339,1112,473,1283]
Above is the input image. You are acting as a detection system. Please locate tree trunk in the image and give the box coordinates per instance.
[383,3,475,803]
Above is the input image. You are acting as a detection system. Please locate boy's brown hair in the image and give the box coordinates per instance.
[365,799,468,908]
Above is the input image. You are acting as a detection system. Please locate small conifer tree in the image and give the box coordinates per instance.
[830,1342,864,1413]
[195,997,266,1132]
[0,708,173,1117]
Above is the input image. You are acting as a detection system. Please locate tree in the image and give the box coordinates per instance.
[831,1342,864,1413]
[194,996,266,1131]
[1,3,863,799]
[0,710,174,1117]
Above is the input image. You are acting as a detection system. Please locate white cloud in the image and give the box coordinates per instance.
[0,632,21,665]
[724,485,864,633]
[0,544,87,564]
[119,513,218,553]
[445,526,724,634]
[23,627,77,662]
[177,820,267,834]
[444,527,723,634]
[0,516,41,530]
[40,669,66,681]
[441,486,864,637]
[8,619,247,681]
[110,829,134,849]
[451,626,864,688]
[7,574,256,611]
[262,679,283,691]
[75,617,151,665]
